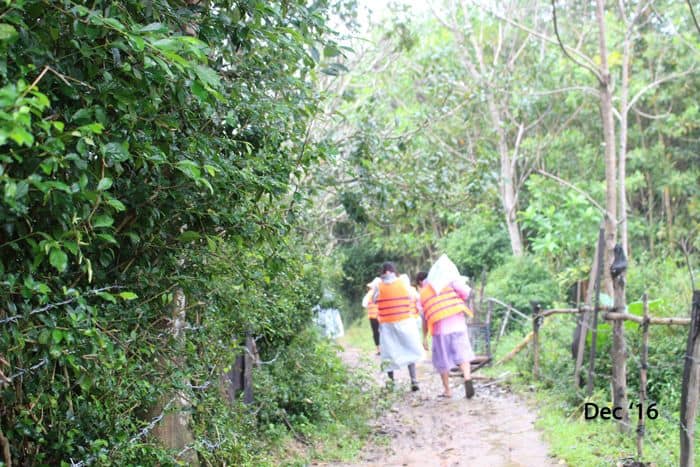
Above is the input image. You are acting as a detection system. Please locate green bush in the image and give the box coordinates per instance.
[485,254,561,313]
[439,219,510,279]
[254,329,372,433]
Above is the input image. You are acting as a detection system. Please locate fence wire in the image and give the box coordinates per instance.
[524,309,698,466]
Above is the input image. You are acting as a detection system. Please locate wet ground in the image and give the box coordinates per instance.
[329,346,562,467]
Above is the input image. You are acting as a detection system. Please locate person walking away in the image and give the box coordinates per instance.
[373,262,423,391]
[362,280,381,355]
[417,271,476,399]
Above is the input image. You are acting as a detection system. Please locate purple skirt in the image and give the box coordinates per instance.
[431,330,475,373]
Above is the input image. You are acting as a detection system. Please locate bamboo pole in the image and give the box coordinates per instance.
[637,293,649,462]
[604,312,691,326]
[495,332,533,365]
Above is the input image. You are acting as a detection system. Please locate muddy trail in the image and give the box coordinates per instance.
[329,346,562,467]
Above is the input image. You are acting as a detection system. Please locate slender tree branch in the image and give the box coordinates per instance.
[551,0,603,84]
[476,1,601,77]
[687,0,700,35]
[536,169,608,216]
[632,105,672,120]
[627,68,698,111]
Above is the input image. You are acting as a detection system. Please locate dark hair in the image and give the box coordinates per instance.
[416,271,428,283]
[381,261,396,274]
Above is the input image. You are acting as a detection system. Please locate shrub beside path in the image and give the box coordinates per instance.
[329,345,563,467]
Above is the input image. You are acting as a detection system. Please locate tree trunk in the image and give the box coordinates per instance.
[611,257,629,433]
[663,185,673,246]
[488,99,524,257]
[645,171,654,256]
[619,26,631,258]
[595,0,617,297]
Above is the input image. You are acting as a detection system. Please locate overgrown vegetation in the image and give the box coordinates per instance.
[0,0,373,464]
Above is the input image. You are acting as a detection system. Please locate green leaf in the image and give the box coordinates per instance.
[97,291,117,303]
[107,198,126,211]
[0,24,18,42]
[204,164,217,177]
[191,80,208,101]
[92,215,114,229]
[49,248,68,272]
[118,291,138,300]
[52,329,64,344]
[62,241,79,255]
[177,231,201,242]
[176,160,201,180]
[96,233,117,244]
[139,22,167,33]
[194,64,220,88]
[97,178,113,191]
[9,127,34,146]
[101,142,130,162]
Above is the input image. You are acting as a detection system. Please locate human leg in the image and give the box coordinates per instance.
[458,360,475,398]
[439,372,451,397]
[408,363,419,391]
[370,318,380,354]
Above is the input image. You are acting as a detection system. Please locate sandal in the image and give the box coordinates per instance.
[437,393,451,399]
[464,379,475,399]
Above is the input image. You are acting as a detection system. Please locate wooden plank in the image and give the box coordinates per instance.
[680,290,700,467]
[604,312,691,326]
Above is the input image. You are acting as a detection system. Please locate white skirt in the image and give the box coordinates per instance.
[379,318,424,371]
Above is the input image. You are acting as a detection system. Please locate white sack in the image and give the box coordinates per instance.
[426,254,461,294]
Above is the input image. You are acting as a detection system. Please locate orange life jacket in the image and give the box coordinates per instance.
[367,301,379,320]
[377,280,412,323]
[409,286,419,318]
[420,284,472,335]
[363,289,379,319]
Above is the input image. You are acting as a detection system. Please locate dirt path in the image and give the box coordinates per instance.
[331,346,562,467]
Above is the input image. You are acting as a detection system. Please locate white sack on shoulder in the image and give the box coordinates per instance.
[427,254,461,294]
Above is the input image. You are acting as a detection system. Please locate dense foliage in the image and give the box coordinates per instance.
[0,0,371,465]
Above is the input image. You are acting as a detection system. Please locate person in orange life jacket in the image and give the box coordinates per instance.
[416,271,476,399]
[372,262,423,391]
[362,281,381,355]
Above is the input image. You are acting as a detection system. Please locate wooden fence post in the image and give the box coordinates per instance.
[680,290,700,467]
[637,293,650,462]
[498,305,511,341]
[586,227,605,395]
[486,300,493,359]
[575,225,605,391]
[220,332,257,406]
[478,270,487,317]
[610,243,629,433]
[151,288,199,465]
[532,302,542,380]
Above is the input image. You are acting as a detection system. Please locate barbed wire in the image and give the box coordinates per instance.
[69,396,178,467]
[4,357,49,382]
[0,286,124,325]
